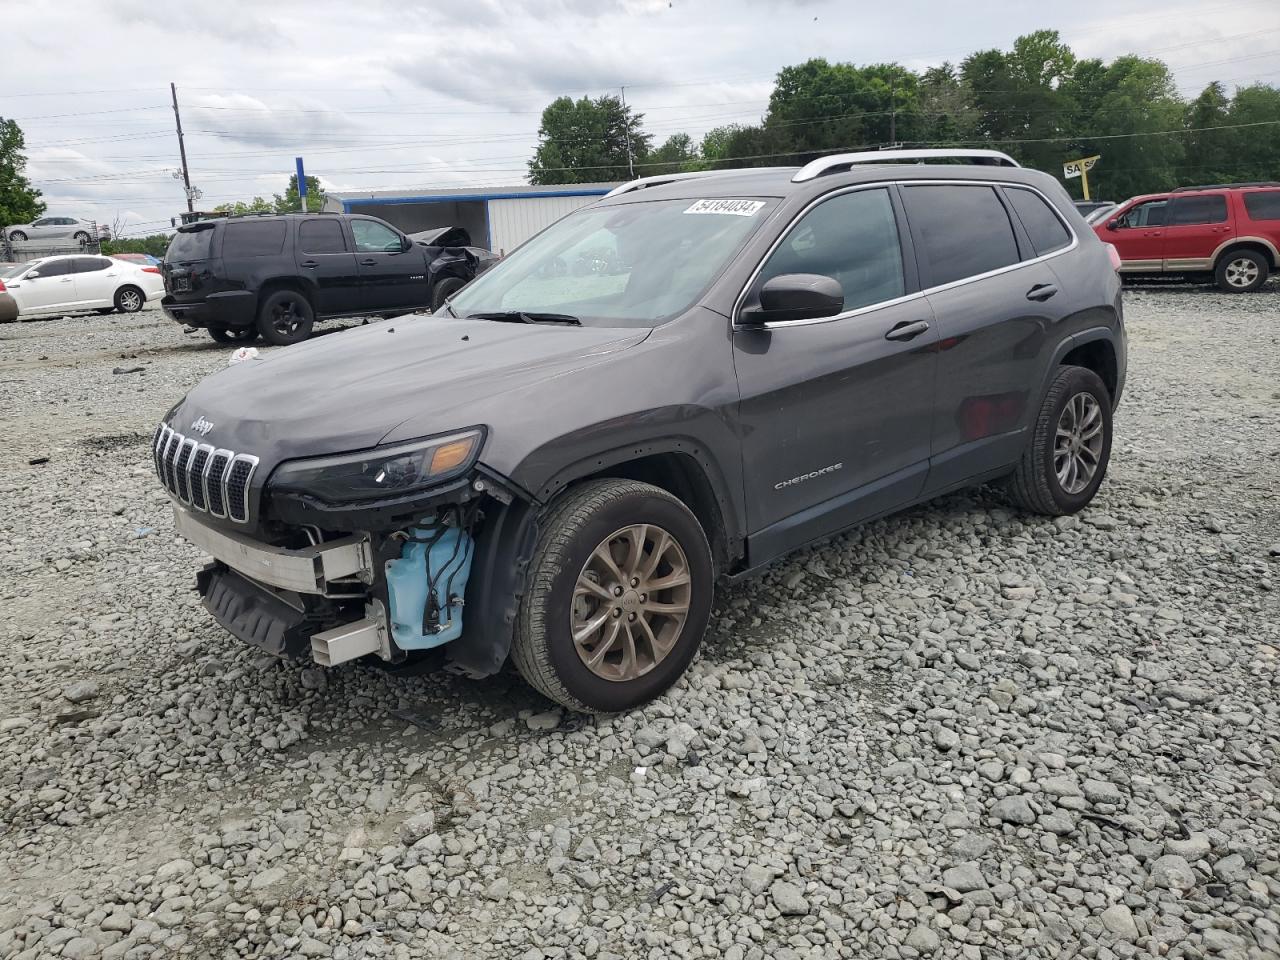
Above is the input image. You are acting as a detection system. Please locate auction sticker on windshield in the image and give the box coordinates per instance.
[684,199,766,216]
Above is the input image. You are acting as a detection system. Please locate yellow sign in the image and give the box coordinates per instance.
[1063,155,1101,200]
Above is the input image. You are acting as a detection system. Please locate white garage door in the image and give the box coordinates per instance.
[487,195,602,254]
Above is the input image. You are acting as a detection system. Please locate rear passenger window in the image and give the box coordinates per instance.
[1005,187,1072,257]
[1243,192,1280,221]
[902,185,1020,287]
[1167,195,1228,226]
[223,220,288,257]
[299,219,348,254]
[756,188,905,314]
[73,257,112,273]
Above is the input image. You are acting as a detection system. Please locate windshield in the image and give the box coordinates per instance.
[447,197,776,327]
[166,226,215,262]
[0,262,30,279]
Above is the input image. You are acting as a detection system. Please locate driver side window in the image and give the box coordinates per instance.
[351,219,403,253]
[1119,200,1167,228]
[756,188,905,315]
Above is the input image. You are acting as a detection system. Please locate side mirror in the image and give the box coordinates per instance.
[1105,219,1119,231]
[401,236,413,252]
[25,271,40,279]
[740,273,844,326]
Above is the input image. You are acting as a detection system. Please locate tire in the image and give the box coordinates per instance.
[114,286,145,313]
[1003,365,1113,516]
[1214,249,1269,293]
[73,231,91,244]
[512,479,714,714]
[256,289,314,346]
[9,231,27,242]
[431,276,467,312]
[208,325,258,344]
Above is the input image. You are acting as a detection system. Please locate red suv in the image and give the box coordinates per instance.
[1095,182,1280,292]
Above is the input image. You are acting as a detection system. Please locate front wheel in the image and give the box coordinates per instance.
[1215,250,1269,293]
[256,289,314,346]
[114,286,145,313]
[73,231,91,244]
[9,231,27,242]
[1003,365,1113,516]
[513,480,714,713]
[431,276,466,312]
[208,325,258,344]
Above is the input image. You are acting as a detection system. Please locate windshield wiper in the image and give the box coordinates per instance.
[466,311,581,326]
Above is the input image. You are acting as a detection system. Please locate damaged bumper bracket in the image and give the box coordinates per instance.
[174,506,371,594]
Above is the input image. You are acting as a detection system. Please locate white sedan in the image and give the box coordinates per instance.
[5,216,110,243]
[0,254,164,319]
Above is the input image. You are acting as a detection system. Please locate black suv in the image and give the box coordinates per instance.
[152,150,1126,713]
[161,213,487,345]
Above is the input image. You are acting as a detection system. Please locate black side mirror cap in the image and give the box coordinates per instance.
[740,273,844,326]
[1105,220,1119,231]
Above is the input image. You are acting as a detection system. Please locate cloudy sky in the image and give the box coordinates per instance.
[7,0,1278,236]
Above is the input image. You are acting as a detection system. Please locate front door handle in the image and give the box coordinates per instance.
[359,258,378,266]
[300,260,318,267]
[1026,283,1058,302]
[884,319,930,342]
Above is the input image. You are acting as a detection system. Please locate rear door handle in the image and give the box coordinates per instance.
[884,319,930,341]
[359,258,377,266]
[300,260,318,267]
[1026,283,1058,302]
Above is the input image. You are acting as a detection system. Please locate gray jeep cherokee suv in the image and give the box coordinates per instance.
[153,149,1126,713]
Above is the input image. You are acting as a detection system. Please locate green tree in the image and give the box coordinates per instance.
[103,234,171,258]
[213,196,273,216]
[0,117,44,228]
[918,63,976,144]
[273,173,326,213]
[642,133,698,175]
[529,95,652,184]
[1224,84,1280,183]
[697,123,778,169]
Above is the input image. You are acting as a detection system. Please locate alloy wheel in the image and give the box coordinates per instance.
[1054,392,1104,495]
[271,299,302,336]
[119,290,142,312]
[1224,257,1260,289]
[570,524,692,682]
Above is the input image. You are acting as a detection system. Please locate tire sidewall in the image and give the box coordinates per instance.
[1216,251,1267,293]
[432,277,466,312]
[1039,368,1113,513]
[257,290,314,345]
[533,492,713,713]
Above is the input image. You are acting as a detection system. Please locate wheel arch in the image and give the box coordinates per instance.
[1212,237,1278,271]
[1059,334,1118,402]
[256,276,318,311]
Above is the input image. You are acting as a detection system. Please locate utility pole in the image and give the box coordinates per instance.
[888,72,897,146]
[170,82,193,214]
[619,85,636,179]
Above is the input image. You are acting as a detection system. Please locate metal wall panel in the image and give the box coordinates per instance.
[487,195,600,254]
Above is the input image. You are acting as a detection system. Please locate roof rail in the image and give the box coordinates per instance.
[792,148,1021,183]
[603,167,794,199]
[1171,181,1280,193]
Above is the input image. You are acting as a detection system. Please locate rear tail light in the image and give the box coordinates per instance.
[0,280,6,292]
[1103,243,1122,272]
[142,266,161,274]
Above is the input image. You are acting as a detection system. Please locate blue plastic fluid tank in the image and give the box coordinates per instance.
[385,525,474,650]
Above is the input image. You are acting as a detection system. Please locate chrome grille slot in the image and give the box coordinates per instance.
[152,424,257,524]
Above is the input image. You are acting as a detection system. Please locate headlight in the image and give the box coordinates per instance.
[269,429,484,503]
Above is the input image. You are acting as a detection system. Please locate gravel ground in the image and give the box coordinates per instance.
[1,290,1278,960]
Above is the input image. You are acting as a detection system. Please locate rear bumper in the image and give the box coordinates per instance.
[162,290,256,329]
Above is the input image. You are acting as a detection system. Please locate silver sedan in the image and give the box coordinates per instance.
[5,216,110,244]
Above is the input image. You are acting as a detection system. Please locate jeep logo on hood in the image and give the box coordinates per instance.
[191,416,215,436]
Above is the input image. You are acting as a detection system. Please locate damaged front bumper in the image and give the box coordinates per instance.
[177,506,392,665]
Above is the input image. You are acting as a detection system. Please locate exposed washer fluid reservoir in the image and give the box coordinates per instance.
[385,523,474,650]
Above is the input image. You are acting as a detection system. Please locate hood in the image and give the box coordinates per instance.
[169,316,649,467]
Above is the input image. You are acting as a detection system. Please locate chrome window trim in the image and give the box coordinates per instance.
[731,179,1079,332]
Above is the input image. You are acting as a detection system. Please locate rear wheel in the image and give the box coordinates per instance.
[9,231,27,242]
[73,231,91,244]
[431,276,467,312]
[1215,250,1268,293]
[1003,365,1112,516]
[208,325,258,344]
[256,289,314,346]
[513,480,713,713]
[114,286,145,313]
